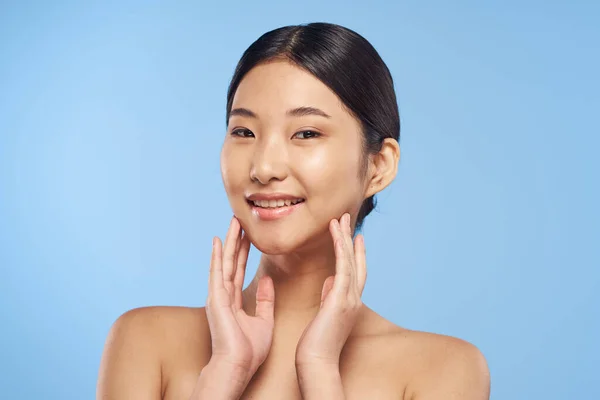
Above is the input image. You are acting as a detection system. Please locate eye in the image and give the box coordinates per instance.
[231,128,255,138]
[293,130,321,139]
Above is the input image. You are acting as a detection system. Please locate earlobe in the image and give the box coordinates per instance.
[365,138,400,198]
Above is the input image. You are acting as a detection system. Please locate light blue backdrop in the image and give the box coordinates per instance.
[1,1,598,399]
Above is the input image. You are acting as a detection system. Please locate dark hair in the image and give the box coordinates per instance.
[226,22,400,231]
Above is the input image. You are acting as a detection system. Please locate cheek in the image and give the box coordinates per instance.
[220,144,247,196]
[295,146,364,209]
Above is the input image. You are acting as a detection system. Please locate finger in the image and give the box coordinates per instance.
[341,213,354,254]
[320,276,335,308]
[208,236,225,297]
[255,275,275,324]
[337,215,358,294]
[231,225,243,289]
[340,213,358,284]
[222,217,240,289]
[233,223,243,266]
[329,220,352,294]
[354,234,367,295]
[234,232,251,309]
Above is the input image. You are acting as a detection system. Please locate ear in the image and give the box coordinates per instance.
[365,138,400,198]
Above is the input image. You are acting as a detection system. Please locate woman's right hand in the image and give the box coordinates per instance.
[204,216,275,382]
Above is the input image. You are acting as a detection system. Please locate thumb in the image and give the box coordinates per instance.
[320,276,335,308]
[255,275,275,322]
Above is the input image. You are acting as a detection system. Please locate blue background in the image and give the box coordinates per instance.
[1,1,598,399]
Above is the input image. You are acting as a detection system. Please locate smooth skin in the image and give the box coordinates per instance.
[97,60,490,399]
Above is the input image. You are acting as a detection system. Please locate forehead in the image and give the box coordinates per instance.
[231,60,347,117]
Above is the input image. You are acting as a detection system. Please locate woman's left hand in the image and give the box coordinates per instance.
[295,213,367,368]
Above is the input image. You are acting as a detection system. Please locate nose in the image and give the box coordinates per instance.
[250,136,288,184]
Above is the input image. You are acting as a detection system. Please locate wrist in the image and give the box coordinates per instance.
[296,361,341,377]
[191,358,252,400]
[208,356,253,379]
[295,355,340,371]
[296,363,344,399]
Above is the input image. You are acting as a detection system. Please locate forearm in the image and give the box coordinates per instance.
[296,364,345,400]
[189,360,251,400]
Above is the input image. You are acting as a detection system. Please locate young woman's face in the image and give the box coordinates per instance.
[221,60,368,254]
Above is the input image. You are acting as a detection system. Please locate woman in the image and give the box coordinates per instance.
[97,23,490,399]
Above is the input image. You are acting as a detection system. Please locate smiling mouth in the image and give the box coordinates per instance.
[247,198,305,208]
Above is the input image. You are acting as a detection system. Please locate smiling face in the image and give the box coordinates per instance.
[221,60,370,255]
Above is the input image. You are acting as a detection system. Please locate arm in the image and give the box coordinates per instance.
[189,219,275,399]
[189,359,252,400]
[294,214,368,400]
[296,363,345,399]
[96,308,162,400]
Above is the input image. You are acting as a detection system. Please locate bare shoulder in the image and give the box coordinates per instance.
[97,306,210,399]
[394,329,490,399]
[351,308,490,399]
[103,305,209,347]
[370,313,490,400]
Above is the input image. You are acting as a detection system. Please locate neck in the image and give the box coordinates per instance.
[242,241,336,324]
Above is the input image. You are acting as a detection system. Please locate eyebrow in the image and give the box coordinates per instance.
[228,106,332,120]
[287,106,331,119]
[229,107,257,119]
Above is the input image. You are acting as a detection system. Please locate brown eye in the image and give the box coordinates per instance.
[293,130,321,139]
[231,128,255,138]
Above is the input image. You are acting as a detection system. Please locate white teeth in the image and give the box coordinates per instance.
[251,199,304,208]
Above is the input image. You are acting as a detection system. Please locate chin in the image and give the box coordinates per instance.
[245,226,308,255]
[251,240,291,255]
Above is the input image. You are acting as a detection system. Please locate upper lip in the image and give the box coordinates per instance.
[246,192,304,201]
